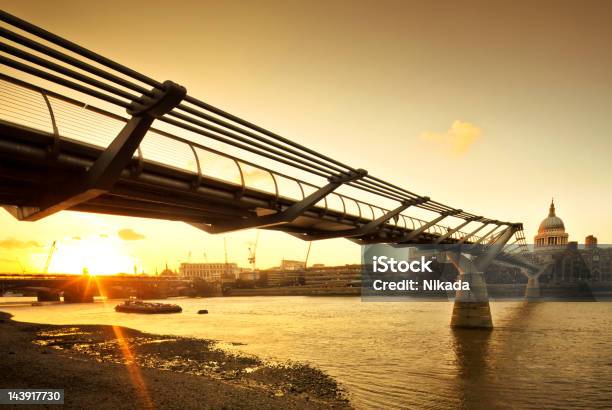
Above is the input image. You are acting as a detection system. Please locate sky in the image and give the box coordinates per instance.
[0,0,611,274]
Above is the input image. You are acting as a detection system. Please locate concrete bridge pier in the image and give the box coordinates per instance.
[37,290,61,302]
[63,277,95,303]
[524,264,550,300]
[525,276,541,299]
[63,288,94,303]
[448,225,519,329]
[449,258,493,329]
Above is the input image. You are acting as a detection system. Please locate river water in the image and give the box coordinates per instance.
[2,297,611,409]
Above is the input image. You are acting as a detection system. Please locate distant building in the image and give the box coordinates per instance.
[579,245,611,282]
[280,259,306,271]
[238,271,259,281]
[179,262,239,282]
[159,263,177,276]
[534,199,569,250]
[258,264,363,288]
[264,269,303,286]
[531,200,612,283]
[585,235,598,248]
[258,259,308,286]
[304,264,361,287]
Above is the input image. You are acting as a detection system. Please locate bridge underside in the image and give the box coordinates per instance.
[0,122,470,246]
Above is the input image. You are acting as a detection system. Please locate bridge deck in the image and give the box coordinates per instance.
[0,77,486,245]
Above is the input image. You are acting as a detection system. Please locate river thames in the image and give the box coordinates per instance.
[2,297,611,409]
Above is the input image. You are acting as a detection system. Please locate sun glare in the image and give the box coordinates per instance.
[45,235,140,275]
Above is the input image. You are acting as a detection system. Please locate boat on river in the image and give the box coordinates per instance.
[115,300,182,314]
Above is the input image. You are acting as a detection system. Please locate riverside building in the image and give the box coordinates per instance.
[532,200,611,283]
[179,262,239,282]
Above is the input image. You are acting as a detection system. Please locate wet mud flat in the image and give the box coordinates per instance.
[0,312,350,409]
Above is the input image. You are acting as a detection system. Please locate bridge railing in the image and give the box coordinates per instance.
[1,76,483,242]
[0,10,524,245]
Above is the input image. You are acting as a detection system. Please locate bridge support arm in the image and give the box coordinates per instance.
[457,222,494,244]
[192,169,368,234]
[524,263,552,299]
[434,217,480,244]
[394,210,461,243]
[6,81,187,222]
[502,238,521,252]
[447,223,521,329]
[474,224,519,271]
[293,197,429,241]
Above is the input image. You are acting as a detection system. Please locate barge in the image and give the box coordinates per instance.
[115,300,182,314]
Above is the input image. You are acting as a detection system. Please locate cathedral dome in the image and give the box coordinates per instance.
[538,200,565,233]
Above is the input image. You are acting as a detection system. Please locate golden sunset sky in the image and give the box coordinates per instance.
[1,0,611,274]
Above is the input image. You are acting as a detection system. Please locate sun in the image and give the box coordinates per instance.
[46,235,140,275]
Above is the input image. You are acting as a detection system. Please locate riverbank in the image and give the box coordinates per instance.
[0,311,350,409]
[224,282,612,298]
[225,287,360,297]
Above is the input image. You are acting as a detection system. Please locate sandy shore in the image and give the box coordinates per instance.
[0,312,350,409]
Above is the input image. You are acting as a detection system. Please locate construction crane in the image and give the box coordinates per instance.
[247,231,260,271]
[223,237,229,283]
[43,240,56,273]
[9,258,26,273]
[16,258,26,273]
[304,242,312,269]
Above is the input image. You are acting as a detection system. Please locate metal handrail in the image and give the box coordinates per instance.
[0,10,525,243]
[0,75,477,239]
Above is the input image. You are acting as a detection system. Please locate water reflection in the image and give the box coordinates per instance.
[450,301,546,409]
[2,298,611,409]
[451,328,493,409]
[498,300,543,328]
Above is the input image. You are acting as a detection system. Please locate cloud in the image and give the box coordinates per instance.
[118,229,145,241]
[0,238,42,249]
[420,120,482,156]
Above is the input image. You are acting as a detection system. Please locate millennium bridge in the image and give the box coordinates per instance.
[0,10,542,328]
